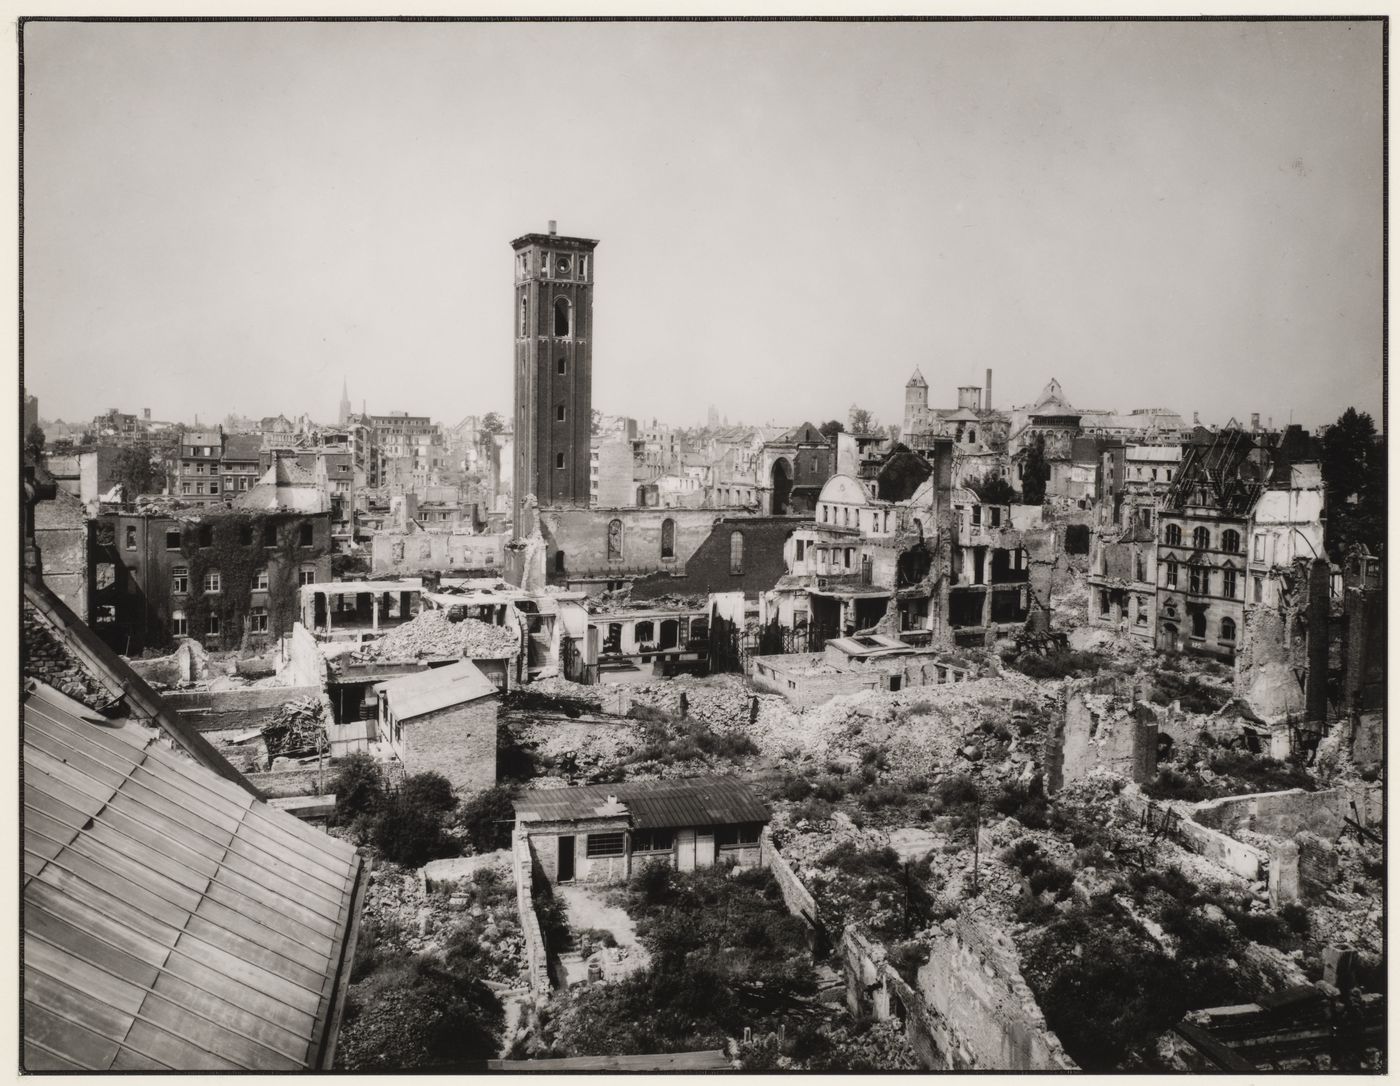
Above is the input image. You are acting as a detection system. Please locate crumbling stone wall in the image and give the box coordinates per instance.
[514,831,552,994]
[163,684,325,732]
[842,927,943,1068]
[1189,787,1350,841]
[761,828,823,940]
[1046,685,1157,792]
[1117,789,1269,881]
[915,913,1077,1071]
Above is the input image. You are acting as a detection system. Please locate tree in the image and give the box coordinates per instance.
[331,751,386,825]
[112,441,164,498]
[1021,435,1051,505]
[968,473,1017,504]
[884,423,901,444]
[591,408,603,435]
[480,411,504,435]
[457,784,516,853]
[1321,407,1385,559]
[24,423,45,463]
[819,419,845,440]
[849,406,877,434]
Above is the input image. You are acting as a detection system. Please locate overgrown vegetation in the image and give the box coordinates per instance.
[1144,748,1315,802]
[1147,664,1232,714]
[528,864,815,1058]
[812,843,934,943]
[1002,648,1107,681]
[622,707,759,769]
[330,758,459,866]
[456,784,517,853]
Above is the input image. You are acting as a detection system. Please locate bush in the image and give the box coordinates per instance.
[1280,902,1310,935]
[1142,767,1213,803]
[634,859,676,905]
[991,778,1050,829]
[457,784,517,853]
[1208,751,1316,794]
[781,776,814,801]
[332,752,386,825]
[374,792,453,867]
[793,797,834,824]
[399,772,456,815]
[936,775,979,810]
[532,874,570,953]
[887,939,931,986]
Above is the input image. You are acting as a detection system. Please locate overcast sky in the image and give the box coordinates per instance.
[22,19,1383,433]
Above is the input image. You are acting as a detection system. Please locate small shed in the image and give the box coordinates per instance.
[375,660,498,793]
[514,775,770,886]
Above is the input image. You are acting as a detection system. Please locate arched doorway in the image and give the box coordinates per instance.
[771,457,793,515]
[659,619,679,650]
[1158,623,1179,653]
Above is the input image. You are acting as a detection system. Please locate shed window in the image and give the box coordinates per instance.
[716,823,763,847]
[632,829,674,853]
[586,832,625,858]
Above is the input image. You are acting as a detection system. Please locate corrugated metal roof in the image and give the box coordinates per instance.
[514,775,769,831]
[23,681,363,1072]
[376,660,497,720]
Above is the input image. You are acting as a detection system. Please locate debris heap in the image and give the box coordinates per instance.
[262,696,327,758]
[353,609,518,662]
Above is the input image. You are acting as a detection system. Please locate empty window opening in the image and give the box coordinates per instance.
[553,297,572,337]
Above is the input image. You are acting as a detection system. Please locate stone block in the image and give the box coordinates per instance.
[1268,839,1300,907]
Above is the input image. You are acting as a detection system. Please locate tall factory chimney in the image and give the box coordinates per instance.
[984,368,992,411]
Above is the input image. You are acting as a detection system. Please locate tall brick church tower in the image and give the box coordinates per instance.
[511,222,598,539]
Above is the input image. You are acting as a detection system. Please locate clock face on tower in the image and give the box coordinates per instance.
[555,255,572,277]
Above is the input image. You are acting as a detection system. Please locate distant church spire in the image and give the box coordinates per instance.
[339,378,352,426]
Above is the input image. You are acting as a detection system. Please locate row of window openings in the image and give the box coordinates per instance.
[180,478,256,495]
[1161,563,1240,598]
[169,609,271,637]
[1096,592,1238,641]
[581,823,761,859]
[794,539,857,569]
[171,565,318,594]
[124,523,314,550]
[820,505,894,531]
[1163,525,1242,553]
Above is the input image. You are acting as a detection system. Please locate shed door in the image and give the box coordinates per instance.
[676,829,696,872]
[558,836,575,883]
[696,830,716,869]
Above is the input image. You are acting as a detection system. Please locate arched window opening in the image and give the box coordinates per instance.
[1220,617,1237,642]
[661,518,675,559]
[1221,529,1240,554]
[1191,610,1207,639]
[553,297,571,337]
[520,296,529,336]
[729,531,744,575]
[1192,526,1210,550]
[1165,524,1181,547]
[607,518,623,562]
[554,550,566,574]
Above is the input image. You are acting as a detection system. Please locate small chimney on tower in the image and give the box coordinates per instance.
[1250,412,1260,432]
[548,220,557,236]
[984,368,992,412]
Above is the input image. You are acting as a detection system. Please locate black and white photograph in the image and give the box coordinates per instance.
[15,13,1386,1074]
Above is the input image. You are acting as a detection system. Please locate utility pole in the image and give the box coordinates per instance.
[972,800,981,896]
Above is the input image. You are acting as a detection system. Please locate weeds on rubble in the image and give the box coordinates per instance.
[1003,649,1108,681]
[537,866,815,1059]
[1208,750,1316,793]
[991,779,1052,829]
[792,797,834,824]
[625,716,760,769]
[1142,767,1214,802]
[813,843,934,943]
[1001,840,1074,900]
[935,774,979,809]
[901,699,935,718]
[888,939,931,987]
[531,871,570,953]
[1147,668,1231,714]
[781,776,814,801]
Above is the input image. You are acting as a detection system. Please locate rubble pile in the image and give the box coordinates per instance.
[23,604,118,712]
[506,717,642,785]
[358,854,525,984]
[354,609,518,662]
[262,696,326,758]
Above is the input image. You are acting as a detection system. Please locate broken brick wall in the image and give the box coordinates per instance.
[1047,687,1158,792]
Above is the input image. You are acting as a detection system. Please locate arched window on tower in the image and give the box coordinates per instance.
[729,531,744,575]
[607,519,623,562]
[661,518,675,559]
[554,297,572,337]
[520,295,528,336]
